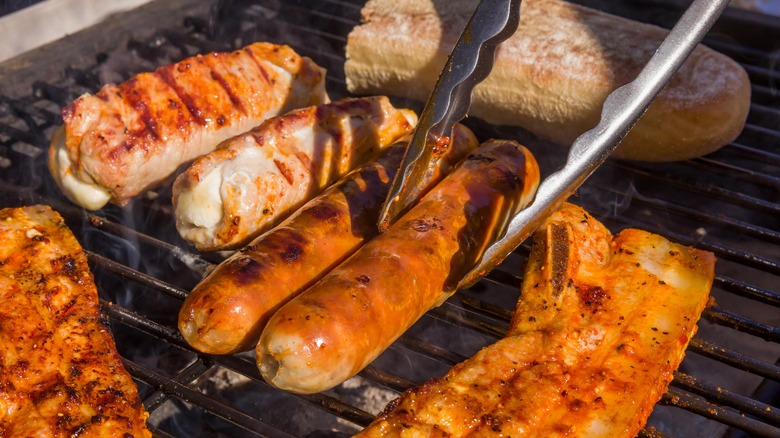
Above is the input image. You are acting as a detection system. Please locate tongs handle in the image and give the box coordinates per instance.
[377,0,522,231]
[456,0,731,290]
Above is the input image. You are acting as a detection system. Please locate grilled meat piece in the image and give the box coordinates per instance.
[49,42,328,210]
[357,203,715,437]
[172,96,417,251]
[178,124,478,354]
[257,139,540,394]
[0,205,151,438]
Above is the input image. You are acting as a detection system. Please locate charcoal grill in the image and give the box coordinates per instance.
[0,0,778,436]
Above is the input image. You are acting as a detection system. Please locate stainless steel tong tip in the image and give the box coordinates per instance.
[377,0,522,231]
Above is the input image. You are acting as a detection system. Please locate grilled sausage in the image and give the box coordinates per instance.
[49,42,328,210]
[256,139,541,394]
[178,124,478,354]
[172,96,417,251]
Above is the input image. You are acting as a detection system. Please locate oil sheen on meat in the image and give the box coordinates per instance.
[357,202,715,437]
[0,205,151,437]
[49,42,328,210]
[172,96,417,251]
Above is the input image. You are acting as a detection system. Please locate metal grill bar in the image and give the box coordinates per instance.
[671,371,780,425]
[703,307,780,342]
[661,389,780,437]
[713,276,780,307]
[687,337,780,381]
[124,359,295,438]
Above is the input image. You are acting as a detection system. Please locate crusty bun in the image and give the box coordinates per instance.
[345,0,751,162]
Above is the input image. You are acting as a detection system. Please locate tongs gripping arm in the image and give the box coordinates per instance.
[377,0,522,231]
[456,0,731,290]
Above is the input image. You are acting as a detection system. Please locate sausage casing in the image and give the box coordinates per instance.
[179,124,478,354]
[172,96,417,251]
[49,42,328,210]
[257,139,541,394]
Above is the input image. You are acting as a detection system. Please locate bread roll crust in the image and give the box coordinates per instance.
[346,0,751,162]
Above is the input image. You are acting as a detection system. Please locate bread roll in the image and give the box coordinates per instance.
[345,0,751,162]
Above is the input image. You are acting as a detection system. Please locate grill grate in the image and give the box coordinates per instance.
[0,0,778,436]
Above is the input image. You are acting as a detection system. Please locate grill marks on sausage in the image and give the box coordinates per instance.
[156,66,207,126]
[119,78,160,142]
[227,239,308,286]
[227,257,265,286]
[279,241,304,263]
[487,164,526,192]
[308,203,342,223]
[548,223,571,299]
[244,47,274,86]
[208,69,246,116]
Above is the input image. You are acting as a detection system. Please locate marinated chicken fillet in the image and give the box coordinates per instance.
[179,124,478,354]
[258,139,540,394]
[358,203,715,437]
[173,96,417,251]
[49,42,328,210]
[0,205,151,437]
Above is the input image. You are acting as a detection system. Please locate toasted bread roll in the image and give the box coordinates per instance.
[49,42,328,210]
[357,203,715,437]
[346,0,750,162]
[257,139,540,394]
[178,124,478,354]
[172,96,417,251]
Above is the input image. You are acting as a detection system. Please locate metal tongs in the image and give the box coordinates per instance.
[377,0,731,290]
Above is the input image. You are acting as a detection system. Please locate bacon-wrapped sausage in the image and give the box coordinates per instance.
[178,124,478,354]
[49,42,328,210]
[257,139,541,394]
[172,96,417,251]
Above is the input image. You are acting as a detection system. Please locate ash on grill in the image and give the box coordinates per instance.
[0,0,778,437]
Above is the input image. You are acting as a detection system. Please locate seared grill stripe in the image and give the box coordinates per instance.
[156,67,207,126]
[549,222,570,299]
[120,78,160,142]
[244,47,274,86]
[208,68,246,115]
[274,159,295,185]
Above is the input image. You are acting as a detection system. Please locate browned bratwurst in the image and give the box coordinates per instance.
[257,139,541,394]
[179,124,478,354]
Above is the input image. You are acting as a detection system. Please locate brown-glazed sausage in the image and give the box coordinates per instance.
[256,139,541,394]
[178,124,479,354]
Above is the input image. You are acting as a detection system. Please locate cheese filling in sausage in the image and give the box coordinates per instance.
[256,139,541,394]
[172,96,417,251]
